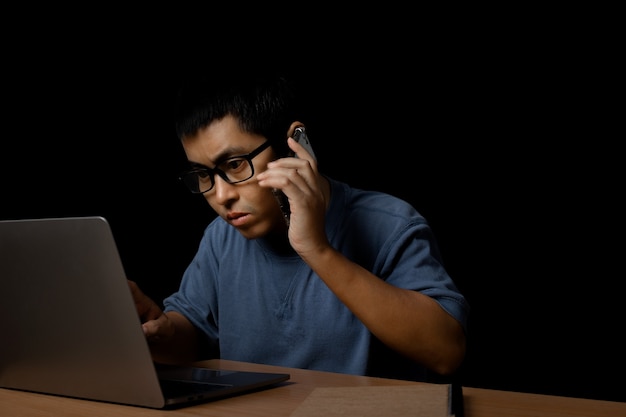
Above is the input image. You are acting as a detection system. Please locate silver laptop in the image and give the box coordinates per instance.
[0,216,289,409]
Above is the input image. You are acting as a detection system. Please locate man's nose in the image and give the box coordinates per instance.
[212,175,238,204]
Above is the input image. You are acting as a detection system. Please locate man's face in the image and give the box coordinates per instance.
[181,114,287,239]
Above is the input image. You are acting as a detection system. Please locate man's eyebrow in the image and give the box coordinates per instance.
[187,146,250,170]
[212,147,248,164]
[188,161,211,170]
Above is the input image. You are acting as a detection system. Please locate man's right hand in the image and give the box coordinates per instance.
[127,280,174,342]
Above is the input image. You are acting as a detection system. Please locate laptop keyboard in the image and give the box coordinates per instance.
[160,379,233,397]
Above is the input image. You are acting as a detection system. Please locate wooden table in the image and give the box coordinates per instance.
[1,359,624,416]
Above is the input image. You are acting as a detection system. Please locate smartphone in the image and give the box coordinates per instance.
[274,126,316,226]
[290,126,317,162]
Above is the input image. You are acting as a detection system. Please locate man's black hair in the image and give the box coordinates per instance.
[174,71,302,158]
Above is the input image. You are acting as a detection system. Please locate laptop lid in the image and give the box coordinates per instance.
[0,216,289,409]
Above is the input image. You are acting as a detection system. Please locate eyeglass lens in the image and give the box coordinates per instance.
[183,157,254,193]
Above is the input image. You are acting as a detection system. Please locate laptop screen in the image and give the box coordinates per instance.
[0,216,288,409]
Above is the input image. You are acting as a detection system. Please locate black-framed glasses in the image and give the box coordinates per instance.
[179,141,272,194]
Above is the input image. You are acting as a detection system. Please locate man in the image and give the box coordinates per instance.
[130,72,469,382]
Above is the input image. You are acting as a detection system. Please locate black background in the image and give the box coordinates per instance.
[2,12,623,403]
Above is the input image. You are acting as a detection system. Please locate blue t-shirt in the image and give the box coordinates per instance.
[163,177,469,381]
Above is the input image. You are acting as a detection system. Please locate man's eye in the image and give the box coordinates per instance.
[197,170,211,179]
[223,158,246,171]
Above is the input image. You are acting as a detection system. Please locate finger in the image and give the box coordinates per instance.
[287,137,317,166]
[258,164,311,195]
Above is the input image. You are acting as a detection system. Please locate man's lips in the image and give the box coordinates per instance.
[226,212,250,227]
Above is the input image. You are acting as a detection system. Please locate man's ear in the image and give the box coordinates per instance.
[287,121,305,138]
